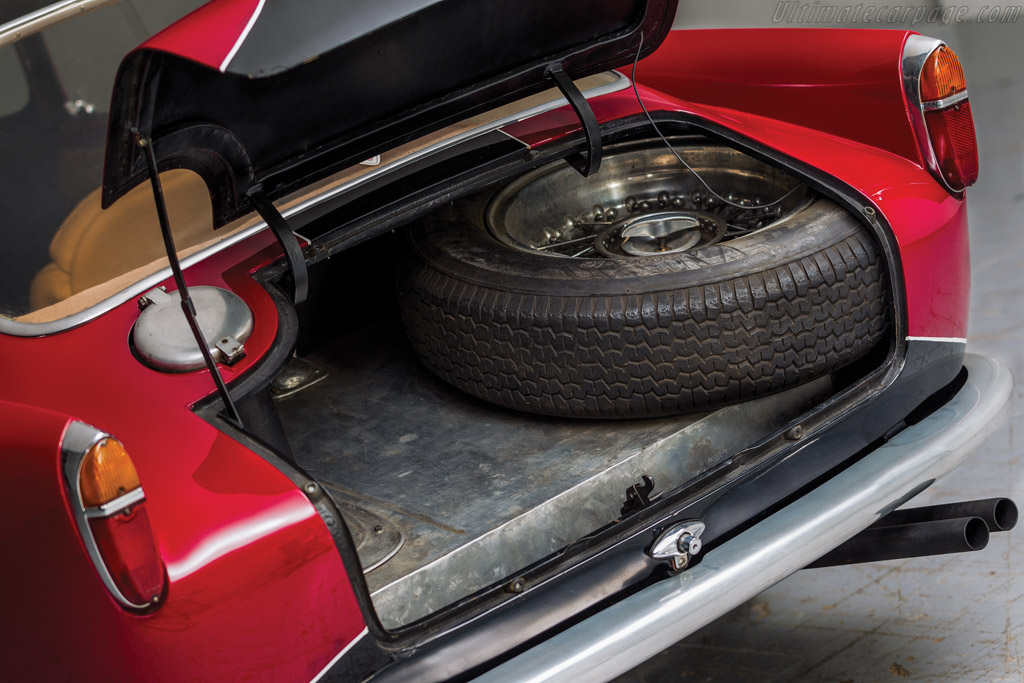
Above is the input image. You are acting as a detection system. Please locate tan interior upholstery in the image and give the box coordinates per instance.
[21,72,623,321]
[29,169,214,310]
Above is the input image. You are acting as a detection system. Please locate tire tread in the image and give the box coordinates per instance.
[399,230,889,419]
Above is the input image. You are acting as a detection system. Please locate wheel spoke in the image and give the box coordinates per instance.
[536,234,594,251]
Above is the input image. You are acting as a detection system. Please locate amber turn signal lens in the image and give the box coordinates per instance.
[920,45,966,102]
[79,438,141,507]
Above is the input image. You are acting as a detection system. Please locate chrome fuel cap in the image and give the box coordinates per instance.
[134,286,253,372]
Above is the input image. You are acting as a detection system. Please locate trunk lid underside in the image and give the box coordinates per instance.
[101,0,675,228]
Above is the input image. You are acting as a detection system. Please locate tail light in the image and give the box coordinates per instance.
[62,422,166,610]
[903,36,979,192]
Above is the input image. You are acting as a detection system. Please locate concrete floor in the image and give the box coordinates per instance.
[626,11,1024,683]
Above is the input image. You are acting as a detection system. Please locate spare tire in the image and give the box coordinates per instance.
[397,141,890,419]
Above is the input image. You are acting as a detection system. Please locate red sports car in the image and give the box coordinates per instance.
[0,0,1015,680]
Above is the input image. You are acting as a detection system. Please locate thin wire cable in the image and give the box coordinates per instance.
[631,32,802,211]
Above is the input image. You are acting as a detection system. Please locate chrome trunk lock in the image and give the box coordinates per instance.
[650,521,706,571]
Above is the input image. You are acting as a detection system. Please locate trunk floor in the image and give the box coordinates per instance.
[275,321,830,629]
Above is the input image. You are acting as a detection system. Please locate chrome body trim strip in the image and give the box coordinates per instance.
[61,421,154,610]
[476,353,1013,683]
[309,627,369,683]
[82,487,146,519]
[906,335,968,344]
[218,0,265,73]
[921,89,969,111]
[0,0,122,48]
[0,71,630,337]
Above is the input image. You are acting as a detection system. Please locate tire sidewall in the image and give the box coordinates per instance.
[406,197,868,296]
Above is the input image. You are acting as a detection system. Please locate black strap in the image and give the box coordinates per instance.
[248,186,309,305]
[547,67,603,176]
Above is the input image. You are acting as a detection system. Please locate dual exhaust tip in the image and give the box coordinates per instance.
[808,497,1017,569]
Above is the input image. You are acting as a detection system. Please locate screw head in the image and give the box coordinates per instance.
[505,578,526,594]
[678,534,702,556]
[304,483,318,495]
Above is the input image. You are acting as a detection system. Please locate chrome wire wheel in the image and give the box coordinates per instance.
[398,136,889,419]
[485,137,811,259]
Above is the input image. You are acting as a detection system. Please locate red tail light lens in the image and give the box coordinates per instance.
[905,39,979,193]
[88,506,165,606]
[924,101,980,191]
[62,423,166,610]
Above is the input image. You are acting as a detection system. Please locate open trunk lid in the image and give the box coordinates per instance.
[102,0,676,227]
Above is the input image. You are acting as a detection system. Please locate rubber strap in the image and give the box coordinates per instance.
[547,66,603,176]
[248,186,309,305]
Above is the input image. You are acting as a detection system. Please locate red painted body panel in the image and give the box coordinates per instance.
[0,24,971,682]
[504,30,970,339]
[142,0,259,70]
[635,29,924,164]
[0,235,365,681]
[0,404,124,678]
[633,27,973,333]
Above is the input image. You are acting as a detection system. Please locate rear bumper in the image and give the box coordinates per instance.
[477,352,1013,683]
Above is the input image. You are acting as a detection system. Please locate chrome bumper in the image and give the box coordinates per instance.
[477,353,1013,683]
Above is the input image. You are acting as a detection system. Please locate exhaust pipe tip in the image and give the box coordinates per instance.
[963,516,990,551]
[992,498,1018,532]
[872,496,1018,533]
[808,515,993,569]
[807,497,1016,569]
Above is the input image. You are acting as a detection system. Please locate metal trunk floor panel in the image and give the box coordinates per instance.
[275,323,831,628]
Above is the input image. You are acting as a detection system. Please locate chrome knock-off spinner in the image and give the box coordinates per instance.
[595,210,726,258]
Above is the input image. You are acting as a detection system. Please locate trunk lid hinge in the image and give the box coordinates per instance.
[247,186,309,305]
[546,66,603,177]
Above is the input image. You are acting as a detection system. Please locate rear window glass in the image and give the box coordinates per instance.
[0,0,205,319]
[0,45,29,117]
